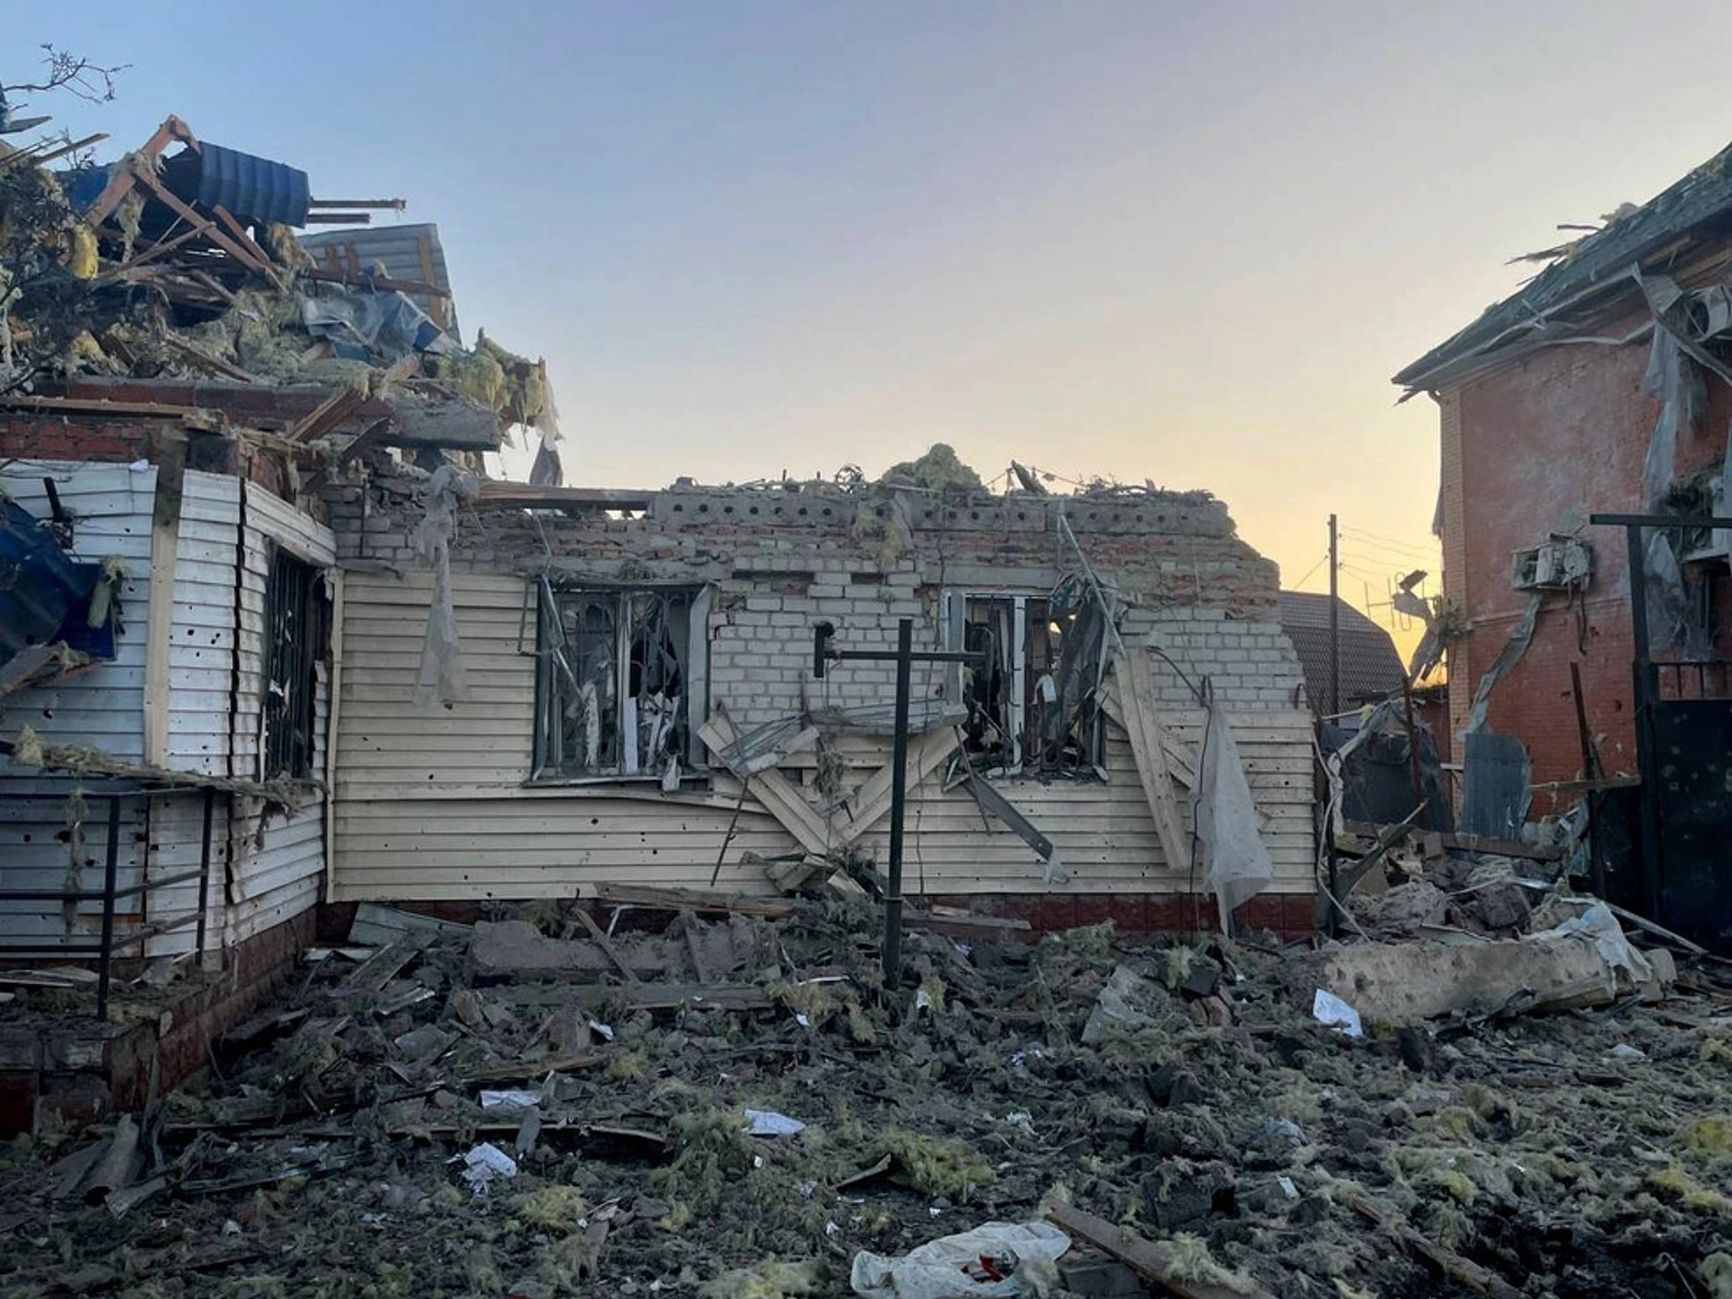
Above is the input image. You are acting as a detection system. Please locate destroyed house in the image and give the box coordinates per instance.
[1397,139,1732,946]
[319,475,1317,934]
[0,106,1317,1123]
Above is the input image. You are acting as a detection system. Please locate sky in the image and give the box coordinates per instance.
[23,3,1732,653]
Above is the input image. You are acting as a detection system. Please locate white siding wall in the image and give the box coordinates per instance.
[0,464,334,959]
[0,462,154,950]
[331,571,1314,901]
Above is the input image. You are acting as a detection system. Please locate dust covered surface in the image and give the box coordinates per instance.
[5,901,1732,1298]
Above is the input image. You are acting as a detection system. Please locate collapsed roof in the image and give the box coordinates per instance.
[1394,139,1732,394]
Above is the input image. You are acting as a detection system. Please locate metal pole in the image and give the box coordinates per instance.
[883,618,913,986]
[96,796,120,1022]
[1570,661,1606,900]
[1328,513,1341,716]
[1400,673,1426,830]
[195,786,214,962]
[1622,523,1663,921]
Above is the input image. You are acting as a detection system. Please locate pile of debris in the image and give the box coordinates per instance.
[1,111,562,478]
[5,886,1732,1297]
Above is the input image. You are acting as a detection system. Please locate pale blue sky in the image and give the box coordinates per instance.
[23,3,1732,642]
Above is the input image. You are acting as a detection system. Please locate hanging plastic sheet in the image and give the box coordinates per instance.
[412,465,479,710]
[1463,592,1540,736]
[1196,694,1274,931]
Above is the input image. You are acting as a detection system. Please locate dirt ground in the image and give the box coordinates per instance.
[5,898,1732,1299]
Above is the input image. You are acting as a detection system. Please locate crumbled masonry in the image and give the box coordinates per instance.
[3,895,1731,1298]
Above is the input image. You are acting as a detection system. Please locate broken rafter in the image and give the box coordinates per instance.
[82,116,198,227]
[1045,1205,1277,1299]
[0,394,222,430]
[297,266,453,300]
[287,383,370,443]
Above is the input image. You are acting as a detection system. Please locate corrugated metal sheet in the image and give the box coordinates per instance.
[331,571,1315,901]
[162,142,311,227]
[297,223,461,342]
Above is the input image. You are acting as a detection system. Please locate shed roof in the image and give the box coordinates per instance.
[298,223,461,343]
[1394,140,1732,392]
[1278,591,1405,713]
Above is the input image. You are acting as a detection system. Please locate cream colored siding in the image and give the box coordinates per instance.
[332,571,1315,901]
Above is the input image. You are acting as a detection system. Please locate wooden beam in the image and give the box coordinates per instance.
[700,713,833,857]
[161,334,259,383]
[125,166,269,276]
[0,394,221,429]
[834,726,959,844]
[1340,1190,1521,1299]
[82,116,196,227]
[473,483,653,511]
[1111,651,1193,873]
[287,383,370,443]
[1045,1205,1276,1299]
[591,884,801,919]
[297,265,454,300]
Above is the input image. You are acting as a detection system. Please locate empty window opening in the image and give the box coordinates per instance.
[950,584,1104,777]
[262,548,326,780]
[534,585,709,780]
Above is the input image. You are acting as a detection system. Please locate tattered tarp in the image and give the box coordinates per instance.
[1320,714,1454,832]
[1198,702,1274,929]
[0,498,117,661]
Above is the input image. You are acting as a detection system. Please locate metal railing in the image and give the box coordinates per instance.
[0,784,216,1020]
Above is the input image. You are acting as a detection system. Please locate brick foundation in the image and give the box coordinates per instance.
[0,909,315,1135]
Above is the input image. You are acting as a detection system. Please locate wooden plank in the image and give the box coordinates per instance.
[1045,1205,1276,1299]
[700,713,832,856]
[288,383,369,443]
[1112,652,1192,872]
[1341,1190,1521,1299]
[591,884,800,919]
[570,904,640,984]
[474,482,654,511]
[834,726,958,844]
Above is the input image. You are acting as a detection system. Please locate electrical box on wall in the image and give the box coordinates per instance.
[1510,536,1592,592]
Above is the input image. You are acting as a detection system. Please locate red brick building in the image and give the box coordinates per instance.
[1395,143,1732,813]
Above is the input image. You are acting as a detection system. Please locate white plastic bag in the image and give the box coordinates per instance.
[850,1220,1070,1299]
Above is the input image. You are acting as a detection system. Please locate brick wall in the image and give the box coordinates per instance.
[1441,332,1732,798]
[0,414,307,503]
[325,474,1305,722]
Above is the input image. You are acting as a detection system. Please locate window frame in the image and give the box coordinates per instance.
[528,579,712,785]
[944,589,1105,780]
[260,544,327,781]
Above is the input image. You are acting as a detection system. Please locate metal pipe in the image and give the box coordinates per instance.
[96,797,120,1022]
[883,618,913,986]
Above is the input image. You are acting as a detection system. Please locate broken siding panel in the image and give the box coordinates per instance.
[0,463,154,953]
[221,485,334,946]
[0,461,154,763]
[167,473,240,774]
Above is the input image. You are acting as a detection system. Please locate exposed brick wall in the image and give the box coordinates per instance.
[0,909,313,1134]
[1440,332,1732,799]
[326,473,1306,723]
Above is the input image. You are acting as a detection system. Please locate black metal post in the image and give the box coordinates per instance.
[883,618,913,986]
[1400,673,1425,830]
[1621,522,1664,921]
[96,796,120,1022]
[195,786,214,962]
[1570,661,1606,900]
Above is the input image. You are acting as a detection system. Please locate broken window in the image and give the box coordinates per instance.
[261,547,327,780]
[947,583,1104,777]
[533,584,711,781]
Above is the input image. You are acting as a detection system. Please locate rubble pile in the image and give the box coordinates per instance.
[4,892,1732,1297]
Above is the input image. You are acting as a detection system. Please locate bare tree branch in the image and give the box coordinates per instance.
[2,44,127,105]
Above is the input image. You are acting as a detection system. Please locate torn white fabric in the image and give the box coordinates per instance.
[1643,530,1693,654]
[1197,704,1274,930]
[412,465,479,710]
[1462,592,1541,736]
[850,1221,1071,1299]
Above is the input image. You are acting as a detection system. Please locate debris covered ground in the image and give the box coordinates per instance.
[6,886,1732,1299]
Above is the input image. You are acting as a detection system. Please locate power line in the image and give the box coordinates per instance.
[1340,526,1438,559]
[1290,550,1330,587]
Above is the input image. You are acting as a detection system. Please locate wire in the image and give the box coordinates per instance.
[1290,551,1330,587]
[1340,527,1439,560]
